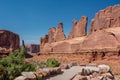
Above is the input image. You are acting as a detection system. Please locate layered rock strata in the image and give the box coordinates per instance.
[0,30,20,56]
[40,4,120,59]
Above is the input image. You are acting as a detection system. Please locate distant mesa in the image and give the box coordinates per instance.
[26,44,40,53]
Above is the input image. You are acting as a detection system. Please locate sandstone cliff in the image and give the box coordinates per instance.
[89,4,120,33]
[48,22,66,43]
[68,16,88,39]
[40,4,120,55]
[40,22,66,53]
[81,4,120,50]
[0,30,20,53]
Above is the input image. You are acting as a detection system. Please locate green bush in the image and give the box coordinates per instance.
[118,74,120,79]
[0,49,35,80]
[35,61,46,69]
[36,75,42,80]
[46,58,60,67]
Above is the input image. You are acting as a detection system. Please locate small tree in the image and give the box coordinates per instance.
[20,40,26,58]
[0,45,35,80]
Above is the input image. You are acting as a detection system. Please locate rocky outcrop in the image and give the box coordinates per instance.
[40,35,48,46]
[0,30,20,53]
[80,30,119,49]
[48,22,66,43]
[35,67,61,77]
[40,22,66,48]
[40,4,120,58]
[89,4,120,33]
[80,4,120,50]
[40,22,66,53]
[40,37,86,53]
[54,22,66,42]
[68,16,88,39]
[48,27,56,43]
[72,64,114,80]
[15,72,36,80]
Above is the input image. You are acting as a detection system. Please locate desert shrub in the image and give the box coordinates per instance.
[20,40,26,58]
[46,58,60,67]
[34,61,46,69]
[23,62,35,71]
[118,74,120,79]
[36,75,42,80]
[0,49,35,80]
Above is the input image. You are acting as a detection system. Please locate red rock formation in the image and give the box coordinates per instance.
[40,35,48,52]
[68,16,88,39]
[48,22,66,43]
[40,35,48,46]
[0,30,20,53]
[30,44,40,53]
[89,4,120,33]
[54,22,66,42]
[40,37,86,53]
[48,27,56,43]
[80,30,119,49]
[40,22,66,53]
[40,4,120,56]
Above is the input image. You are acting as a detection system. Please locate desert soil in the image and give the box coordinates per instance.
[26,53,120,75]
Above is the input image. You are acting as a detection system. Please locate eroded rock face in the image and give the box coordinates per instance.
[0,30,20,52]
[68,16,88,39]
[40,35,48,53]
[48,27,56,43]
[48,22,66,43]
[40,35,48,46]
[89,4,120,33]
[40,4,120,56]
[54,22,66,42]
[80,30,119,49]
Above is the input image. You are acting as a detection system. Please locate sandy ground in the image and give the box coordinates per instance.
[26,53,120,75]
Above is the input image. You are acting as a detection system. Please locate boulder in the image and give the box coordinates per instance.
[72,74,88,80]
[0,30,20,53]
[68,62,78,68]
[98,64,110,73]
[101,73,114,79]
[60,64,69,69]
[79,68,91,76]
[68,16,88,39]
[37,67,61,77]
[89,4,120,34]
[21,72,36,80]
[14,76,27,80]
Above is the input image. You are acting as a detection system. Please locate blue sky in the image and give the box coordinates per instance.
[0,0,120,44]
